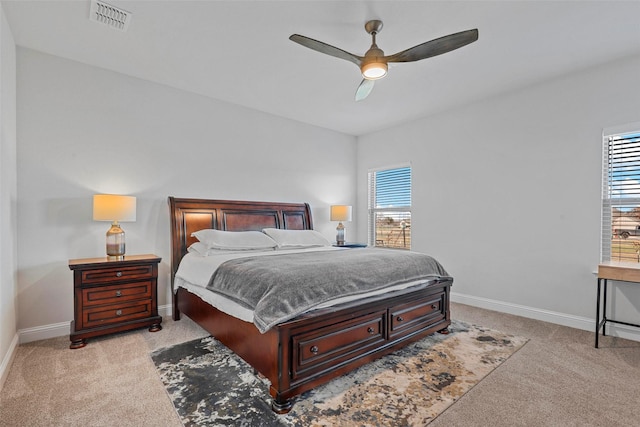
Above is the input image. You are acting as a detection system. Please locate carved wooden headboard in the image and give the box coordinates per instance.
[168,196,313,290]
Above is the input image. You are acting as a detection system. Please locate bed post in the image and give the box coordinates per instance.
[168,196,181,321]
[172,273,181,321]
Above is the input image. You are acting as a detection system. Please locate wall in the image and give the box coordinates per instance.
[15,44,640,345]
[0,3,18,389]
[357,54,640,340]
[16,48,356,341]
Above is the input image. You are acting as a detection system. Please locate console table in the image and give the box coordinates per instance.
[595,261,640,348]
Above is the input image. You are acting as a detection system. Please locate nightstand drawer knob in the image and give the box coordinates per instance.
[367,327,375,334]
[397,316,404,322]
[116,309,122,316]
[310,345,319,354]
[115,290,122,297]
[116,271,122,277]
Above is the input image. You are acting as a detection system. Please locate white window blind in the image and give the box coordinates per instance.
[368,166,411,249]
[603,130,640,262]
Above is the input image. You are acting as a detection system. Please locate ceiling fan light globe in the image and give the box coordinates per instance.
[361,62,388,80]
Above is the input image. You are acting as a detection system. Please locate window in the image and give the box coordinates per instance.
[603,128,640,262]
[368,165,411,249]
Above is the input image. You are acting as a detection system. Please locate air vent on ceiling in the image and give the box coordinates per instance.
[89,0,131,32]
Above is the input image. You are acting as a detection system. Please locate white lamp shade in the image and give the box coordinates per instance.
[330,205,352,222]
[93,194,136,222]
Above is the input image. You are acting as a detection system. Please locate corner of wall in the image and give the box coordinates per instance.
[0,333,18,392]
[0,1,20,383]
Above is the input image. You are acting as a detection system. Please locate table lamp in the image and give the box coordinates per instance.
[93,194,136,258]
[330,205,352,246]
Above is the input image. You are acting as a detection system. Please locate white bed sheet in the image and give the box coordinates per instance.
[174,246,430,324]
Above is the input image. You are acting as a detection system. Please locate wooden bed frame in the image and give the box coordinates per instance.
[169,196,453,413]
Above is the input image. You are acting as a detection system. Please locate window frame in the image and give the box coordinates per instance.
[602,123,640,262]
[368,163,412,249]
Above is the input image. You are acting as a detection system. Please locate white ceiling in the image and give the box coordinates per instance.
[3,0,640,136]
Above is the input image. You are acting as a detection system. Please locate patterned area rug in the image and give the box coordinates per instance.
[151,320,527,426]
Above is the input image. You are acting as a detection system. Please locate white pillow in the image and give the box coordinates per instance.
[262,228,331,248]
[191,229,277,250]
[187,241,275,256]
[187,242,216,256]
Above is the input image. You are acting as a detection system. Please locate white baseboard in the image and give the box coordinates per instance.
[0,333,19,392]
[158,304,172,317]
[451,291,640,342]
[16,298,640,345]
[18,321,72,344]
[18,304,174,344]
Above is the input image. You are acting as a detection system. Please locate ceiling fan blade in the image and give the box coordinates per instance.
[355,79,375,101]
[289,34,362,66]
[385,29,478,63]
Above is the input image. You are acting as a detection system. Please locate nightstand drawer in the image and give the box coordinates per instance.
[80,264,154,285]
[82,300,152,329]
[82,281,152,307]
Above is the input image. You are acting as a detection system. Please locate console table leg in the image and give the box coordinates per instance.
[602,279,608,337]
[595,278,601,348]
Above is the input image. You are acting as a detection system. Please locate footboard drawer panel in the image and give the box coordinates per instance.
[390,292,446,339]
[291,310,386,381]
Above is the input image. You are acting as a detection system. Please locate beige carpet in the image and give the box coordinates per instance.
[1,302,639,426]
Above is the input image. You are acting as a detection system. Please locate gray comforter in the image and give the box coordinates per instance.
[206,248,450,333]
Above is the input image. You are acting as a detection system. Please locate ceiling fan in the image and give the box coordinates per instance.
[289,20,478,101]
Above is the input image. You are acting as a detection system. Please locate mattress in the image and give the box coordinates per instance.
[175,246,435,324]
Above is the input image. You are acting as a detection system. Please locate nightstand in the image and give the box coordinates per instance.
[333,243,368,248]
[69,254,162,349]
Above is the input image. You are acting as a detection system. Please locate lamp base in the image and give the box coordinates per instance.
[106,222,126,257]
[336,222,345,246]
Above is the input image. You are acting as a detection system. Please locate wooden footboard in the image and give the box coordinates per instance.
[176,276,452,412]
